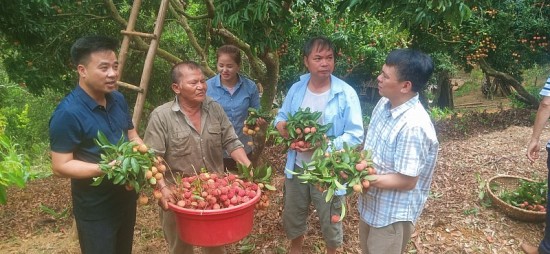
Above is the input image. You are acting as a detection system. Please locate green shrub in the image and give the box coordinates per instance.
[453,80,478,98]
[522,64,550,88]
[0,133,30,204]
[0,84,61,164]
[429,107,454,121]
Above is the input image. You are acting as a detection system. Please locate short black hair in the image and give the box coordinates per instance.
[171,61,203,84]
[302,36,335,57]
[385,49,434,92]
[70,36,119,67]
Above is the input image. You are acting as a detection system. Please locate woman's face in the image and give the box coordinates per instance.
[216,53,240,85]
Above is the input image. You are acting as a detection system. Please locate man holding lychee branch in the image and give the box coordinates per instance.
[358,49,439,254]
[49,36,144,254]
[274,36,364,254]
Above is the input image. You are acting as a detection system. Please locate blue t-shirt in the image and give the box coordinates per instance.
[49,85,136,220]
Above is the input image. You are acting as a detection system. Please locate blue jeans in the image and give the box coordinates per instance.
[540,148,550,254]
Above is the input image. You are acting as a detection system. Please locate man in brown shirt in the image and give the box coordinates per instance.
[144,61,250,254]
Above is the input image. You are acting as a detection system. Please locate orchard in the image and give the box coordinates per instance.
[1,0,550,253]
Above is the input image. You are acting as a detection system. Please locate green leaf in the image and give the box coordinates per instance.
[340,199,346,219]
[121,157,131,172]
[285,168,300,175]
[130,157,140,174]
[325,187,334,203]
[363,175,377,181]
[333,179,346,190]
[113,174,125,185]
[91,176,104,186]
[260,166,272,182]
[96,130,111,146]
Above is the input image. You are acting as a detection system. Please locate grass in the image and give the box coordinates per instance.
[453,80,479,97]
[452,67,484,98]
[522,64,550,88]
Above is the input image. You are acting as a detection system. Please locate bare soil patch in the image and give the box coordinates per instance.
[454,85,511,112]
[1,106,547,253]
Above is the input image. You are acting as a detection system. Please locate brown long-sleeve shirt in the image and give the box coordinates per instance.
[143,96,243,178]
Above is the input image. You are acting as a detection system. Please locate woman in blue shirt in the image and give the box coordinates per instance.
[206,45,264,171]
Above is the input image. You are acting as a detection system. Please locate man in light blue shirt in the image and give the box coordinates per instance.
[359,49,438,254]
[274,36,364,254]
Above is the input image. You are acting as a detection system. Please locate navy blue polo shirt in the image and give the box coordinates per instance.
[49,85,137,220]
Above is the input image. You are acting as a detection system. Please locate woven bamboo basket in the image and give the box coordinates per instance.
[486,175,546,223]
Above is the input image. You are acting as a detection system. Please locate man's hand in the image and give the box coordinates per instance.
[527,139,541,163]
[158,183,176,210]
[256,117,268,127]
[276,121,289,139]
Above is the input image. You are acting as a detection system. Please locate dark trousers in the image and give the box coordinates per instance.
[75,206,136,254]
[540,148,550,254]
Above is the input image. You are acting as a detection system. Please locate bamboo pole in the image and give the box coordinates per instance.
[132,0,170,128]
[118,0,142,79]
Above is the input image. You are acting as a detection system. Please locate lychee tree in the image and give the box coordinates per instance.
[341,0,550,109]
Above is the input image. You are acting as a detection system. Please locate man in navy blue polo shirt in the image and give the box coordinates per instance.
[49,35,142,254]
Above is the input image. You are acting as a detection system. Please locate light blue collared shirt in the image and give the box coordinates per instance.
[274,73,365,178]
[207,74,260,155]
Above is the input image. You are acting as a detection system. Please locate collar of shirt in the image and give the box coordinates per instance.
[385,94,420,119]
[211,73,244,92]
[74,84,116,111]
[298,73,345,99]
[170,96,213,113]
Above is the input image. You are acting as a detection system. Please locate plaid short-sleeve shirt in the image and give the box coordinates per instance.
[359,95,439,227]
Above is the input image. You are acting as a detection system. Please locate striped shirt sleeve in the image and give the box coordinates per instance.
[539,76,550,96]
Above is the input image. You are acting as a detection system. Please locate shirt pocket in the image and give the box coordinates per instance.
[207,122,223,149]
[168,129,192,157]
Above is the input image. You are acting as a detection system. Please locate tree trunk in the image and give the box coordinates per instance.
[433,70,454,109]
[250,52,279,166]
[479,59,539,108]
[495,77,512,96]
[481,73,496,99]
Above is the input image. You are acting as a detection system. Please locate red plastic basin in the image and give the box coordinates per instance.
[168,189,261,247]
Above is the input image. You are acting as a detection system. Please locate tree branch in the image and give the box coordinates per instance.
[169,0,214,77]
[103,0,128,26]
[54,13,109,19]
[204,0,215,18]
[170,0,213,20]
[479,59,539,108]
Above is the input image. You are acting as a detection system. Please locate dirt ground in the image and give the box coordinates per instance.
[1,90,548,254]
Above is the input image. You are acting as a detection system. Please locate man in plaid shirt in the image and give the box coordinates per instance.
[359,49,439,254]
